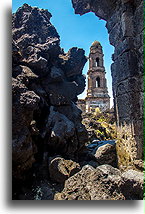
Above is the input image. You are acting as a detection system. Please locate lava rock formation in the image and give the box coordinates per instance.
[12,4,88,183]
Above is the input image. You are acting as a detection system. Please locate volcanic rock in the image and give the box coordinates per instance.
[12,77,40,179]
[95,143,117,167]
[59,47,87,78]
[54,164,125,200]
[119,169,144,199]
[49,156,81,183]
[12,4,88,182]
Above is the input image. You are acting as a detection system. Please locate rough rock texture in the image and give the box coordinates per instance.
[84,140,117,167]
[12,4,88,181]
[49,156,81,183]
[55,164,144,200]
[95,143,117,167]
[54,164,125,200]
[72,0,144,169]
[119,169,144,199]
[12,75,40,180]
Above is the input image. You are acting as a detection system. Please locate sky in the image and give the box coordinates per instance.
[12,0,114,107]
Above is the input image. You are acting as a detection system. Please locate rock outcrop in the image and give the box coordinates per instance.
[12,4,88,182]
[55,164,143,200]
[54,164,125,200]
[71,0,144,169]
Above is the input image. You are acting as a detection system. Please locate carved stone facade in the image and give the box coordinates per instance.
[77,41,110,113]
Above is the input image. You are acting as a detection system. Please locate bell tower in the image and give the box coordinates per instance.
[86,41,110,112]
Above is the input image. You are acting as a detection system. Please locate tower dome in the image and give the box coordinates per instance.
[91,41,101,48]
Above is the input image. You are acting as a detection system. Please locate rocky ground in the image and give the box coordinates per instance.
[82,108,116,142]
[12,4,144,200]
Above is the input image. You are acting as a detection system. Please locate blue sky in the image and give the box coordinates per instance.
[12,0,114,106]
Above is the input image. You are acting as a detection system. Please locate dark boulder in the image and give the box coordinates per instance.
[95,143,117,167]
[59,47,87,78]
[12,4,88,183]
[12,78,40,179]
[12,3,61,77]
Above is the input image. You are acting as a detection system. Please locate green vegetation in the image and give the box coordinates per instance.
[82,108,117,142]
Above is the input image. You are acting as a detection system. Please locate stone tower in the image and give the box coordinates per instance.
[86,41,110,112]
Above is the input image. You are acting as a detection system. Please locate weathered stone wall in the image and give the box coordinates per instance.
[72,0,144,169]
[77,99,86,112]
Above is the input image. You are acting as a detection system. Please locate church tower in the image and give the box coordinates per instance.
[85,41,110,112]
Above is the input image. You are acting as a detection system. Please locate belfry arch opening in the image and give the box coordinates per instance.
[96,77,100,88]
[96,58,99,67]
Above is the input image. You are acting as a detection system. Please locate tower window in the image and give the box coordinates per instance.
[96,77,100,87]
[96,58,99,67]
